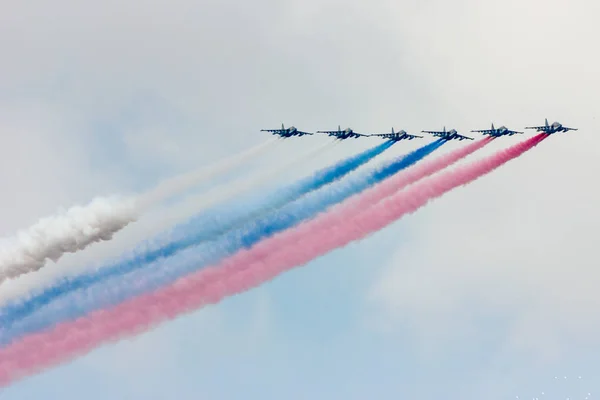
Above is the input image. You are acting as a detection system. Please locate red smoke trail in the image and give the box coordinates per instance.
[0,134,545,387]
[311,136,494,228]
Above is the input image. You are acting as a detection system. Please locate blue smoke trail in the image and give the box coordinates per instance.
[166,140,393,239]
[0,139,445,346]
[0,141,393,328]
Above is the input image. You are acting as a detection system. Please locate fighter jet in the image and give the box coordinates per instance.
[317,125,369,139]
[370,128,423,141]
[525,118,577,134]
[261,123,313,138]
[421,126,473,141]
[471,123,523,137]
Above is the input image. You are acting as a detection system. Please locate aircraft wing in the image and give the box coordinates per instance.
[369,133,422,139]
[421,131,448,136]
[296,130,314,135]
[261,129,285,133]
[456,133,474,140]
[421,130,447,137]
[317,131,368,137]
[525,125,549,131]
[369,133,399,140]
[470,129,495,134]
[563,127,578,131]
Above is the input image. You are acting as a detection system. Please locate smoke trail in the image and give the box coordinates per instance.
[137,137,280,210]
[0,197,137,284]
[176,139,388,236]
[0,135,546,386]
[337,136,495,212]
[155,139,336,223]
[0,138,280,283]
[140,138,337,239]
[0,140,399,335]
[151,138,342,244]
[241,140,391,215]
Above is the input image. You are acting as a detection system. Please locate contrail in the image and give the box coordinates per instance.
[0,134,546,387]
[0,140,396,332]
[0,138,279,283]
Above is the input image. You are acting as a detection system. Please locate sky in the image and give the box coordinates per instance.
[1,0,600,398]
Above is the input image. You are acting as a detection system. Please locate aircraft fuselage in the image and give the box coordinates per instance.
[548,122,566,133]
[391,130,407,140]
[446,130,460,139]
[330,128,361,139]
[284,126,311,137]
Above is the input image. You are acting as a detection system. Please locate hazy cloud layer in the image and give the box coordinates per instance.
[2,0,600,398]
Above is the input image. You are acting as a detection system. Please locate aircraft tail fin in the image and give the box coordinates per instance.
[491,123,495,130]
[545,118,549,126]
[392,127,395,134]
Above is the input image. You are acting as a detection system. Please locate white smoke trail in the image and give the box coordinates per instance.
[152,139,336,227]
[137,137,280,211]
[0,196,137,283]
[196,139,334,206]
[0,138,281,282]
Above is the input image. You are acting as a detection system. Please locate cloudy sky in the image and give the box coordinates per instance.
[1,0,600,398]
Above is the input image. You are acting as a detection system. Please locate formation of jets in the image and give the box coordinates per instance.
[262,119,577,141]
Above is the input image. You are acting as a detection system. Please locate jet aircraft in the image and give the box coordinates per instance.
[317,125,369,139]
[370,128,423,141]
[525,118,577,134]
[471,123,523,137]
[261,123,313,138]
[421,126,474,141]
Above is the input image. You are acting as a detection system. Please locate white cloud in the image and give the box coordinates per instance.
[3,0,600,396]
